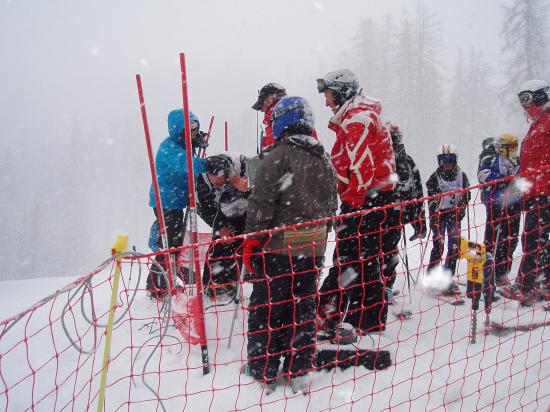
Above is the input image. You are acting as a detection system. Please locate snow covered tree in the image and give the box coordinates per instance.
[501,0,549,94]
[448,48,499,173]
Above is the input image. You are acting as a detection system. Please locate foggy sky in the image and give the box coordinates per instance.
[0,0,520,280]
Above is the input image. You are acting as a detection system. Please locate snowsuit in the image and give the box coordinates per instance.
[196,154,250,289]
[319,92,396,333]
[384,140,427,290]
[515,105,550,293]
[147,109,205,291]
[426,167,470,275]
[245,134,337,383]
[477,151,521,282]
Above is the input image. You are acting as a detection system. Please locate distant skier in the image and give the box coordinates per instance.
[195,154,250,299]
[384,122,427,298]
[147,109,206,298]
[499,79,550,305]
[251,83,287,151]
[316,69,396,338]
[426,144,471,295]
[477,133,521,287]
[243,96,337,393]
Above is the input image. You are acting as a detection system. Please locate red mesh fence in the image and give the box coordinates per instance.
[1,178,549,411]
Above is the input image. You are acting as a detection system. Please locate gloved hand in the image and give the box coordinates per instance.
[429,219,439,233]
[409,225,427,241]
[242,238,262,274]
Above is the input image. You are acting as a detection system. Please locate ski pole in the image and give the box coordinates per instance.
[136,74,176,291]
[200,116,215,159]
[180,52,210,375]
[401,227,413,304]
[227,263,246,349]
[256,106,260,155]
[224,121,229,151]
[415,221,432,284]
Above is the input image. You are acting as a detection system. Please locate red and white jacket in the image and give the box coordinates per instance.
[520,104,550,199]
[329,91,396,208]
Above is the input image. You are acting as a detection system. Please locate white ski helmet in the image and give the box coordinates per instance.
[518,79,549,107]
[437,144,457,156]
[316,69,359,107]
[437,144,457,166]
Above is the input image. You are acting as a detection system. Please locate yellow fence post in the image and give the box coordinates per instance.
[97,234,128,412]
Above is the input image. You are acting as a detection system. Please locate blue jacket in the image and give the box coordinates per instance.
[477,152,520,206]
[149,109,205,210]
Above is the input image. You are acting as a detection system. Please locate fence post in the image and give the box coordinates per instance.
[97,234,128,412]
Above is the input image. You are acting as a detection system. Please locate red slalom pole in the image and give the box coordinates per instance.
[224,121,229,151]
[200,115,214,159]
[135,74,175,291]
[179,52,210,375]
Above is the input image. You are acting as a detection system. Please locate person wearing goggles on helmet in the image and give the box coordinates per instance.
[316,69,396,338]
[478,134,521,288]
[426,144,471,297]
[499,80,550,306]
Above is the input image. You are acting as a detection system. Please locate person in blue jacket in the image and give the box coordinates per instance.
[477,133,521,286]
[147,109,206,297]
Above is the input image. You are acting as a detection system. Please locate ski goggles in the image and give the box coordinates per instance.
[518,88,549,108]
[316,78,332,93]
[518,91,535,108]
[437,153,457,164]
[497,142,518,151]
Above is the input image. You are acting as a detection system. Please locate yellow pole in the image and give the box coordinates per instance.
[97,234,128,412]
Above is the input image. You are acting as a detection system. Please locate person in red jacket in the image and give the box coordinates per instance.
[316,69,397,340]
[499,79,550,306]
[251,83,287,151]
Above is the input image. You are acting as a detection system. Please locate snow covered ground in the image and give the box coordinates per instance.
[0,200,549,411]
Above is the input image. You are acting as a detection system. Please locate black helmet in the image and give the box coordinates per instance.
[205,155,233,178]
[251,83,287,111]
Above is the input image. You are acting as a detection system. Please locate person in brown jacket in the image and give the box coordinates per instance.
[242,96,337,393]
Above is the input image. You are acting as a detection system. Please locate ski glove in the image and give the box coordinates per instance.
[242,238,263,274]
[409,225,427,241]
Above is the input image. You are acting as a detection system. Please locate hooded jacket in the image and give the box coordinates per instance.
[246,134,338,257]
[149,109,206,209]
[328,91,396,208]
[519,104,550,199]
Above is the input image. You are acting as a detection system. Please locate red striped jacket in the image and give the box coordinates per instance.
[328,92,396,208]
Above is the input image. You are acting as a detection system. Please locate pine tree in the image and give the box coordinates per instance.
[501,0,549,92]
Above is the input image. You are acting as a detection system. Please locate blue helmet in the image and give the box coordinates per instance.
[271,96,314,140]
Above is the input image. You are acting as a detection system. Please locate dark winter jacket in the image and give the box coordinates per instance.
[519,104,550,199]
[426,167,471,218]
[477,152,520,206]
[149,110,206,209]
[329,91,396,208]
[246,134,338,257]
[196,154,250,238]
[392,142,426,225]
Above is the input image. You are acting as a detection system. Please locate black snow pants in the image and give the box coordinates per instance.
[483,201,521,281]
[381,207,402,290]
[318,191,393,333]
[148,208,185,291]
[202,240,243,288]
[516,196,550,293]
[247,252,322,383]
